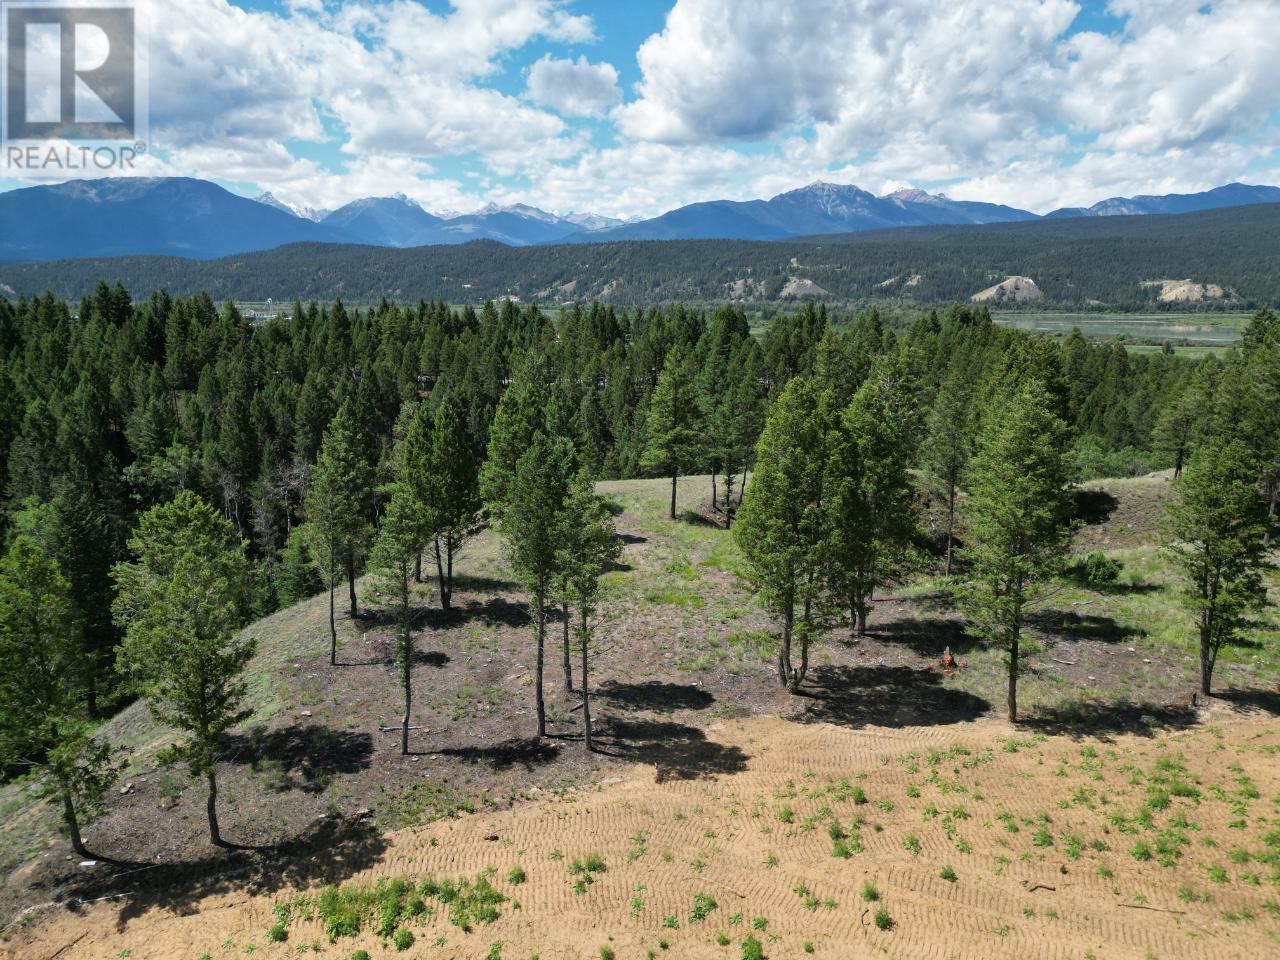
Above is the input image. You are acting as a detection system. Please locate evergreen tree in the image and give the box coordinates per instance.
[502,433,575,737]
[276,526,323,606]
[112,492,253,847]
[557,473,621,751]
[734,378,828,691]
[424,402,481,610]
[0,537,118,858]
[924,367,972,575]
[958,381,1074,722]
[828,358,922,637]
[641,347,705,520]
[1164,439,1273,696]
[370,484,429,754]
[304,404,372,663]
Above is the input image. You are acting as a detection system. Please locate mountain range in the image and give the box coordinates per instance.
[0,176,1277,262]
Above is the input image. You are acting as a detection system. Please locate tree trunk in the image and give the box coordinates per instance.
[1007,632,1019,723]
[328,579,337,666]
[670,473,678,520]
[580,609,592,752]
[1265,484,1279,546]
[535,584,547,738]
[778,602,793,687]
[401,629,412,756]
[561,602,573,693]
[414,551,422,584]
[1199,618,1214,697]
[724,475,735,529]
[62,787,88,859]
[434,539,451,612]
[85,667,98,720]
[711,471,718,513]
[345,549,358,618]
[944,483,956,577]
[206,769,223,847]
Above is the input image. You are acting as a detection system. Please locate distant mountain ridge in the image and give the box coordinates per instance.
[0,176,1276,262]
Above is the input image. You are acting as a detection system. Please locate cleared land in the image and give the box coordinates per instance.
[2,475,1278,957]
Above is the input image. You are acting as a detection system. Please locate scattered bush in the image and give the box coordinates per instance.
[690,893,718,922]
[861,882,880,902]
[599,947,615,960]
[939,865,957,882]
[506,865,526,885]
[392,928,414,952]
[266,922,287,943]
[874,906,893,930]
[741,935,765,960]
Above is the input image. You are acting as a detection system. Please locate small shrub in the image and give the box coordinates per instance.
[506,865,526,885]
[903,835,921,856]
[803,941,814,954]
[351,953,370,960]
[266,923,287,943]
[599,947,615,960]
[1081,552,1121,586]
[741,935,765,960]
[874,906,893,931]
[690,893,718,922]
[392,929,414,952]
[716,932,730,946]
[939,865,957,882]
[484,943,503,960]
[861,882,879,902]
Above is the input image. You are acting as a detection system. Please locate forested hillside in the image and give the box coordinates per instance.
[2,203,1279,307]
[0,286,1266,701]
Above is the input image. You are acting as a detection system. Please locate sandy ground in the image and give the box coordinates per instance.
[6,709,1279,960]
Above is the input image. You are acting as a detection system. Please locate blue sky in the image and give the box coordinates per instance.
[4,0,1277,218]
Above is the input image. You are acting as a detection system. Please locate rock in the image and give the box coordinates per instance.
[158,795,178,811]
[484,833,499,842]
[300,710,312,717]
[119,782,134,795]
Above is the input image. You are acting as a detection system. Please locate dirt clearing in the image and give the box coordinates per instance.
[7,711,1279,960]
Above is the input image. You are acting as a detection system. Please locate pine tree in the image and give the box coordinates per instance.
[1164,439,1272,696]
[370,483,429,754]
[924,367,972,575]
[276,526,323,606]
[958,381,1074,722]
[425,402,481,610]
[112,492,253,847]
[734,378,828,691]
[0,537,119,859]
[304,404,372,663]
[557,473,622,751]
[502,433,575,737]
[641,347,705,520]
[828,358,922,637]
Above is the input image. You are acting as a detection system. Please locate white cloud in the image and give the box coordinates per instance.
[526,55,620,117]
[5,0,1279,219]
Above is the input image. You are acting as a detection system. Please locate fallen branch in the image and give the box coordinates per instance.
[1051,657,1078,666]
[1118,903,1184,915]
[47,932,87,960]
[1023,882,1057,893]
[379,724,427,732]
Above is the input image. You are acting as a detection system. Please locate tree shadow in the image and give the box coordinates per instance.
[866,616,978,657]
[1074,489,1119,526]
[793,665,990,729]
[413,650,450,667]
[618,533,647,545]
[219,725,374,794]
[1027,610,1144,644]
[452,573,522,593]
[592,718,749,783]
[59,815,389,931]
[598,680,716,713]
[679,510,721,528]
[1021,700,1199,741]
[448,597,531,629]
[1215,687,1280,716]
[431,737,559,771]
